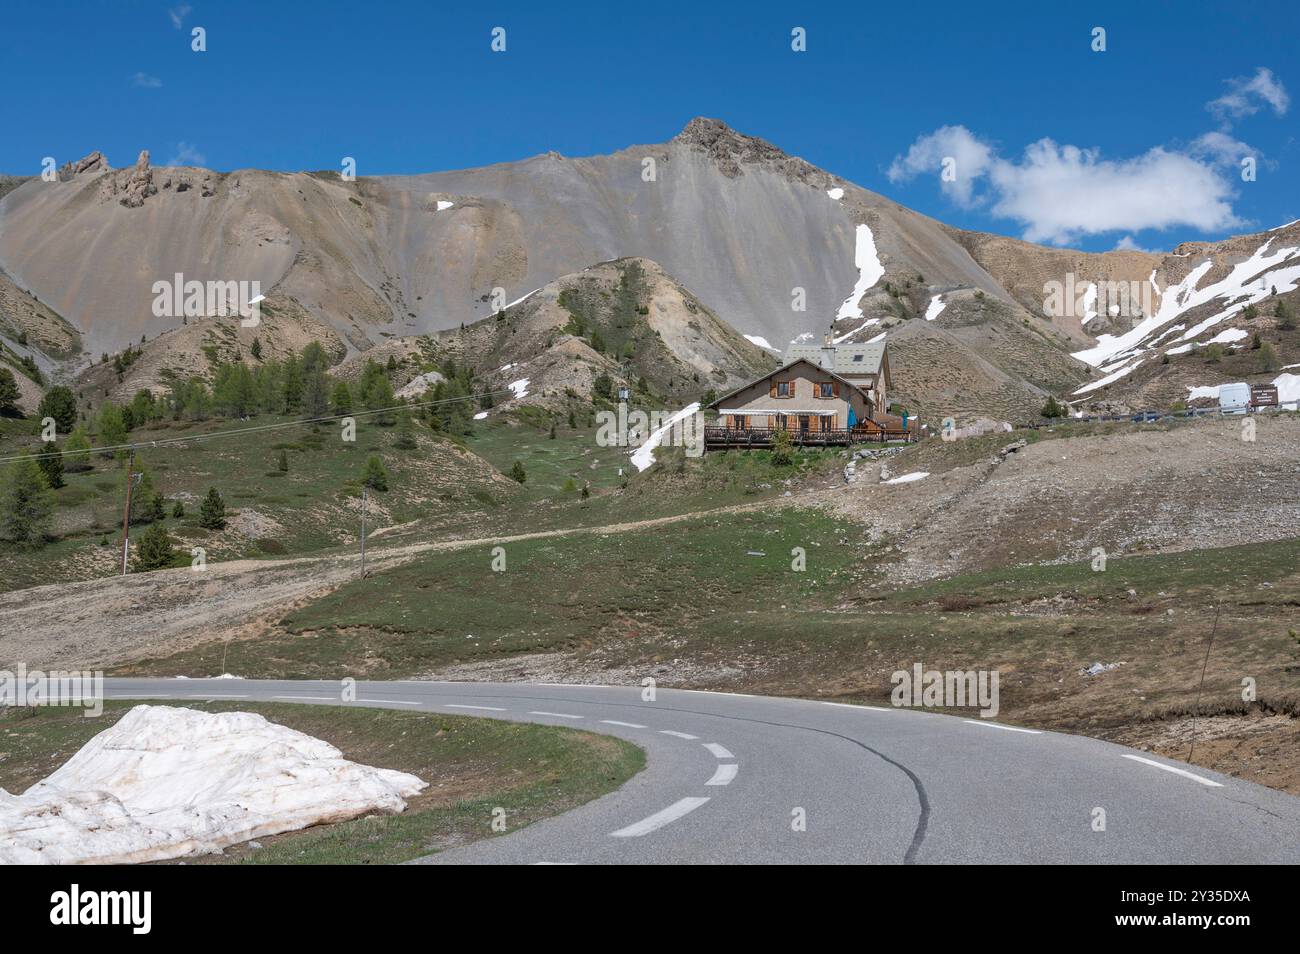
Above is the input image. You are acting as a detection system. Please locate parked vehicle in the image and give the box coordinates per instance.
[1218,382,1251,415]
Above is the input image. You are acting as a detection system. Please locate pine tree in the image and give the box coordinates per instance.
[173,500,185,519]
[0,368,20,417]
[332,380,353,415]
[278,449,289,472]
[64,427,92,472]
[198,486,227,530]
[129,470,158,524]
[132,521,177,572]
[250,337,263,360]
[362,455,389,491]
[37,442,65,489]
[1,455,53,547]
[145,491,167,523]
[38,385,78,433]
[96,403,128,457]
[549,421,557,439]
[508,461,527,483]
[567,408,577,429]
[394,413,417,450]
[365,374,397,425]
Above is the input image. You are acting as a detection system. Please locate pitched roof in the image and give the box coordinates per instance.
[785,341,886,375]
[705,357,869,410]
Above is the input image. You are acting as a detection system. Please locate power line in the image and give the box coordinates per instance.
[0,386,518,464]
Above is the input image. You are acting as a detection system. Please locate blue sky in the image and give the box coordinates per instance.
[3,0,1296,251]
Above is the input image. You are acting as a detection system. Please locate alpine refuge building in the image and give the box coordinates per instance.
[704,338,907,449]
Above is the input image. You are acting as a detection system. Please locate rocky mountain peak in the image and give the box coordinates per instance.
[671,117,796,178]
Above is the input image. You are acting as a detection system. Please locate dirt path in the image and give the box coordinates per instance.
[0,492,838,671]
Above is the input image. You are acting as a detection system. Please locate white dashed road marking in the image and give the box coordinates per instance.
[706,764,739,786]
[703,742,734,759]
[529,711,583,719]
[446,704,508,712]
[1122,755,1224,787]
[660,730,698,740]
[360,699,420,706]
[610,797,711,837]
[823,701,892,712]
[601,720,647,729]
[272,695,337,701]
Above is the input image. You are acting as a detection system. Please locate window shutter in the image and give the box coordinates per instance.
[832,381,840,398]
[770,381,777,398]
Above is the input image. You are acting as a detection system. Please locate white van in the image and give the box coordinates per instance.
[1218,382,1250,415]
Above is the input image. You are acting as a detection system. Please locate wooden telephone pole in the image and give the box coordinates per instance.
[119,450,140,575]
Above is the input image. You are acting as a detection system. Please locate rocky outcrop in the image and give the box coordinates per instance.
[57,151,111,181]
[99,150,158,208]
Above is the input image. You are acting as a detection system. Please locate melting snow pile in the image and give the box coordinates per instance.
[826,187,844,200]
[435,200,454,211]
[630,403,700,472]
[836,224,885,321]
[508,378,530,400]
[743,334,780,353]
[0,705,426,865]
[885,471,929,484]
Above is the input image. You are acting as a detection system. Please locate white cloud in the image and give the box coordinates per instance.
[890,130,1242,245]
[887,124,993,208]
[166,142,207,167]
[168,4,192,30]
[1114,235,1153,253]
[987,140,1241,245]
[131,72,163,89]
[1208,67,1290,122]
[1189,130,1254,166]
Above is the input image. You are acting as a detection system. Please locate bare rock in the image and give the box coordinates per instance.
[57,151,111,181]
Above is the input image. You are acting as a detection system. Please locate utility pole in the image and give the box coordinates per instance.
[119,449,141,575]
[359,486,368,577]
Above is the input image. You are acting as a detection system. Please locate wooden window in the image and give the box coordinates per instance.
[818,381,835,399]
[777,381,792,397]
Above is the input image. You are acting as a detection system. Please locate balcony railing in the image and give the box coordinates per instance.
[704,426,914,448]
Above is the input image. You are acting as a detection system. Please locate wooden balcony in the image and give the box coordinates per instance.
[703,426,915,449]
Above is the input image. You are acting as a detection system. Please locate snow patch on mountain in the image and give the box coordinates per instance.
[924,294,947,321]
[836,224,885,321]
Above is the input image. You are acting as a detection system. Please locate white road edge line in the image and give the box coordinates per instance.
[445,704,508,712]
[703,742,734,759]
[963,719,1042,734]
[706,764,739,786]
[659,730,698,740]
[200,694,249,699]
[600,720,647,728]
[822,701,892,712]
[610,797,711,837]
[529,711,583,719]
[1121,754,1224,788]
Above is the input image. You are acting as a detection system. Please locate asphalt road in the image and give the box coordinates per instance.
[103,678,1300,864]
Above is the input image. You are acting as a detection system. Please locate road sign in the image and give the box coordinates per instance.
[1251,384,1279,407]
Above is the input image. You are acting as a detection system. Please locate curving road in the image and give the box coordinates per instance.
[103,678,1300,864]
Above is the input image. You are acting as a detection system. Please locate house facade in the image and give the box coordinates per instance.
[704,340,905,448]
[713,358,874,432]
